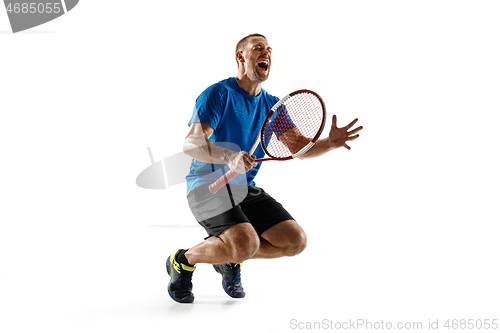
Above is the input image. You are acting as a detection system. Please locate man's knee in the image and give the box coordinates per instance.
[231,239,259,262]
[286,229,307,256]
[221,223,260,263]
[261,220,308,257]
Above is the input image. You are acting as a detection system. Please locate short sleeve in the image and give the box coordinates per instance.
[188,83,227,130]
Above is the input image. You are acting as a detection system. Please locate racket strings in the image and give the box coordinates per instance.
[262,92,324,158]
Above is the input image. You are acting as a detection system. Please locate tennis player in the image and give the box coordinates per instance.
[166,33,363,303]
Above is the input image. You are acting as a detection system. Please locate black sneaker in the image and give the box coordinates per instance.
[213,263,245,298]
[166,250,196,303]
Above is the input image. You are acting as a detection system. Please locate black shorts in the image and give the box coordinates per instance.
[187,183,294,237]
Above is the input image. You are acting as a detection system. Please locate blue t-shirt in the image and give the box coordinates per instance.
[186,77,280,194]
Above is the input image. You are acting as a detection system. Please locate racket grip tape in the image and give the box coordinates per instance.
[208,170,239,194]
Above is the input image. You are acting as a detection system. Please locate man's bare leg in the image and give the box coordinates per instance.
[184,222,260,265]
[169,219,306,303]
[184,219,306,264]
[251,219,307,259]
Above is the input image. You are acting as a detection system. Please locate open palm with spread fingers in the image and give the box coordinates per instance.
[328,115,363,150]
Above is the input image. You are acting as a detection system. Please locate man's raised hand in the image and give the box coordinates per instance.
[328,115,363,150]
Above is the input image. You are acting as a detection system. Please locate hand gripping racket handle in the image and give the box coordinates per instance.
[209,139,261,194]
[208,170,239,194]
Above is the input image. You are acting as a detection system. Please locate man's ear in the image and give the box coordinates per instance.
[236,51,245,65]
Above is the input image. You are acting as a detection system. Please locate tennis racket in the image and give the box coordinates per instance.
[208,89,327,194]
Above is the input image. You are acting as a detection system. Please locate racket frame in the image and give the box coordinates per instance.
[257,89,326,161]
[208,89,326,193]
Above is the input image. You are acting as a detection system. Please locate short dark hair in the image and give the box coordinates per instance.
[235,33,267,66]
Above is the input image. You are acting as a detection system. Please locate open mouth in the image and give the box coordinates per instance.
[258,61,269,72]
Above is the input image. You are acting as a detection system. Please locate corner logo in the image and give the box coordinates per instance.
[3,0,79,33]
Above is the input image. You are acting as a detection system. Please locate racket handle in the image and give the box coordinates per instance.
[209,170,239,194]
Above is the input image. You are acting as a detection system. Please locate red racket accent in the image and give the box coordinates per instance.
[209,90,326,194]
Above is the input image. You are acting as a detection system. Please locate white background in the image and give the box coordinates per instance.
[1,1,499,332]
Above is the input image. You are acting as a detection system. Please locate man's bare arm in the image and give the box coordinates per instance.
[278,115,363,160]
[183,122,257,174]
[277,127,311,156]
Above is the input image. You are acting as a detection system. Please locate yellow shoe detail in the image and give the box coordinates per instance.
[169,250,196,274]
[181,263,196,272]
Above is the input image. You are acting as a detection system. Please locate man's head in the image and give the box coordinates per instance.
[235,33,272,83]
